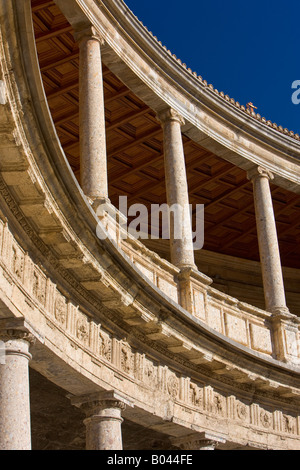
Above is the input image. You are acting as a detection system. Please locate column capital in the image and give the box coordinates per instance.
[156,108,185,126]
[74,25,105,45]
[0,328,35,344]
[172,431,226,450]
[247,165,274,182]
[70,390,134,417]
[0,318,37,343]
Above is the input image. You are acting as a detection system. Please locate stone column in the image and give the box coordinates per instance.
[174,431,226,450]
[248,166,289,315]
[75,25,108,204]
[0,329,33,450]
[157,109,196,270]
[71,390,133,450]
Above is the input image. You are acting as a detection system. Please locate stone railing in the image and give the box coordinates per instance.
[97,210,300,365]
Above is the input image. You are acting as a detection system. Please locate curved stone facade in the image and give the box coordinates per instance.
[0,0,299,450]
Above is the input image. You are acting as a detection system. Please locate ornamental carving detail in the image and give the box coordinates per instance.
[12,245,24,280]
[260,410,273,429]
[76,318,89,344]
[214,393,226,416]
[283,415,295,434]
[32,269,46,306]
[55,293,67,325]
[121,341,134,375]
[99,330,112,361]
[167,374,179,399]
[237,403,248,421]
[190,383,203,407]
[144,358,157,386]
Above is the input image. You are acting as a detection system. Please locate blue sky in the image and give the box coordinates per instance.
[125,0,300,134]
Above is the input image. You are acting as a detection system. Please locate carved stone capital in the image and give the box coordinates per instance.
[172,431,226,450]
[247,166,274,182]
[70,390,133,418]
[74,25,105,46]
[156,108,185,126]
[0,318,37,346]
[0,326,34,362]
[0,329,35,344]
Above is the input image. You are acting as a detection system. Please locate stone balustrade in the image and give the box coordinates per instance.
[120,233,300,364]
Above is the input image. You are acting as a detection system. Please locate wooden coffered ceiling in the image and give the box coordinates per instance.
[31,0,300,269]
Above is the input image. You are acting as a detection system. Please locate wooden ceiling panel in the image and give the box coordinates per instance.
[31,0,300,269]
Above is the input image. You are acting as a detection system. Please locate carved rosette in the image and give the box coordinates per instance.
[237,403,248,421]
[260,410,273,429]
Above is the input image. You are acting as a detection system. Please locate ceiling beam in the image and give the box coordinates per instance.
[35,25,73,43]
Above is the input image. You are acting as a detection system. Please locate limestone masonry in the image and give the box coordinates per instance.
[0,0,299,450]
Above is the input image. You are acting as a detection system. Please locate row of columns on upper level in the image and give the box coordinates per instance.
[73,23,292,318]
[0,324,226,450]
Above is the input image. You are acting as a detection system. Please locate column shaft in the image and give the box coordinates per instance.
[84,404,124,450]
[77,27,108,201]
[71,391,132,451]
[158,109,196,269]
[249,167,288,314]
[0,331,32,450]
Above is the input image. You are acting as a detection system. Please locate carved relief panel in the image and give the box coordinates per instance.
[99,329,112,362]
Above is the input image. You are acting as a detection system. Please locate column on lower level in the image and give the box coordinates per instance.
[248,166,289,315]
[75,25,109,204]
[0,329,33,450]
[157,109,196,270]
[71,390,132,450]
